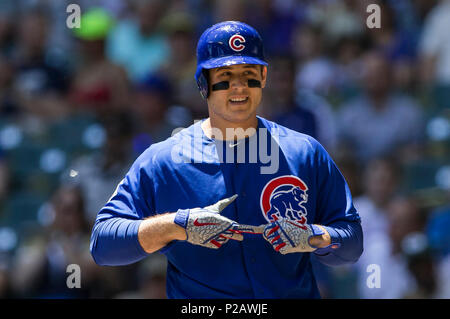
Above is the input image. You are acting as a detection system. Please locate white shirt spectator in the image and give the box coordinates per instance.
[353,195,417,299]
[419,0,450,84]
[296,57,337,96]
[64,153,132,221]
[338,93,424,161]
[435,255,450,298]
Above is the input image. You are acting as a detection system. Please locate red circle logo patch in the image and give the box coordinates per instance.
[260,175,309,227]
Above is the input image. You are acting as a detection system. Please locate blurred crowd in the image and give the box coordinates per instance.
[0,0,448,299]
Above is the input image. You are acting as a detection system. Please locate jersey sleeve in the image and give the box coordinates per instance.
[310,138,363,266]
[90,150,155,266]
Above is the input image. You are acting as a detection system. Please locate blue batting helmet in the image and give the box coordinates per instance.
[195,21,268,99]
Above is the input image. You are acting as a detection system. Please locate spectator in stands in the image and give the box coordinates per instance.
[358,210,416,300]
[293,23,337,96]
[12,8,69,121]
[106,0,170,81]
[246,0,298,56]
[365,0,418,91]
[264,55,318,139]
[427,204,450,258]
[332,35,365,97]
[401,232,438,299]
[337,50,424,162]
[332,151,363,198]
[131,73,191,156]
[306,0,365,46]
[67,110,135,221]
[115,254,167,299]
[426,202,450,298]
[0,259,12,297]
[211,0,248,25]
[0,55,19,118]
[69,8,130,115]
[0,5,14,58]
[387,197,428,258]
[159,12,205,118]
[10,185,98,298]
[385,198,432,298]
[0,147,9,203]
[418,0,450,86]
[354,158,424,298]
[263,54,338,154]
[354,157,401,244]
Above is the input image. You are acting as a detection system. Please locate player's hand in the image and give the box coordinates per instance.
[174,195,251,249]
[261,218,325,254]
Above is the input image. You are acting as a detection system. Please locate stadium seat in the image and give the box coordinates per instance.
[432,85,450,111]
[0,191,46,231]
[48,112,99,157]
[402,160,448,191]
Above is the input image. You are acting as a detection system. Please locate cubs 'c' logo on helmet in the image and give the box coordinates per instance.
[260,175,309,230]
[229,34,246,51]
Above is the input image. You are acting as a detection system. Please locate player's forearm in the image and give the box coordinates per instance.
[312,220,363,266]
[137,213,187,254]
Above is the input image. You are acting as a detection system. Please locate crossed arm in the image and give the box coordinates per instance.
[91,139,362,266]
[91,193,360,269]
[136,211,333,254]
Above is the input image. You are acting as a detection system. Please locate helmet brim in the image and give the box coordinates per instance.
[196,56,267,80]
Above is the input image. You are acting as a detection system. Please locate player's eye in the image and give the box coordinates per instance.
[243,70,257,76]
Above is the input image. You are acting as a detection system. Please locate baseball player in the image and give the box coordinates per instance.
[90,21,363,298]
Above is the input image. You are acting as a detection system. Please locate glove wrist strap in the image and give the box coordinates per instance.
[174,209,190,229]
[307,224,326,250]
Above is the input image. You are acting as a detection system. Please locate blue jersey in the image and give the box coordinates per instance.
[90,116,363,298]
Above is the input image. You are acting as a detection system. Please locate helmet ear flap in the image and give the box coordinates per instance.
[198,69,209,99]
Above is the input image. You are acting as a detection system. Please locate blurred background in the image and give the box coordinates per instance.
[0,0,448,299]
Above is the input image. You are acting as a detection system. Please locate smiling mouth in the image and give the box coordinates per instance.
[229,97,249,105]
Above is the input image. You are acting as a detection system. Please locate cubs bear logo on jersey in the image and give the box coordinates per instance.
[260,175,309,229]
[229,34,246,51]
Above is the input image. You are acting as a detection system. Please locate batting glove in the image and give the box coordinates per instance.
[261,217,325,254]
[174,195,250,249]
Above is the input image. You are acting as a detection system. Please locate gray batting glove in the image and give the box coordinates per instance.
[174,195,251,249]
[261,218,325,254]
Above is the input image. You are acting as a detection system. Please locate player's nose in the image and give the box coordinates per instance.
[229,76,247,89]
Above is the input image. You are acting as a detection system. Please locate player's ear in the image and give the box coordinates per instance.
[261,66,267,89]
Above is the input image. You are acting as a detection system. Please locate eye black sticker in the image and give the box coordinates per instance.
[211,79,261,91]
[248,79,261,88]
[211,81,230,91]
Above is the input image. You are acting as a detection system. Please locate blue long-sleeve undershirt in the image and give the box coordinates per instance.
[90,215,362,267]
[90,217,148,266]
[313,220,363,266]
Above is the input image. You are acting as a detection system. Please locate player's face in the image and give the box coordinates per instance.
[207,64,267,125]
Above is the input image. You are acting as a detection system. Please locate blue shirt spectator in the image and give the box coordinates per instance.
[106,1,170,81]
